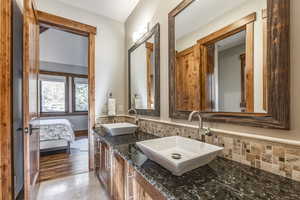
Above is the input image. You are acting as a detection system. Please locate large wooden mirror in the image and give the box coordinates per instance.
[169,0,290,129]
[129,23,160,116]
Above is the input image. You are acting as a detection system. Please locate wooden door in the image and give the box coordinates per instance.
[0,0,13,199]
[146,42,154,109]
[23,0,40,199]
[13,0,26,197]
[240,54,247,112]
[175,45,201,111]
[200,44,215,111]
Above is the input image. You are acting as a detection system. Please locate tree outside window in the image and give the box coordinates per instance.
[74,77,88,112]
[41,75,66,113]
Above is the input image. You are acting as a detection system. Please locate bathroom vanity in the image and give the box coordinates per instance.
[94,130,162,200]
[95,1,294,198]
[94,128,300,200]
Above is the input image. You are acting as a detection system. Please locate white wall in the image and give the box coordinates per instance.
[214,45,219,111]
[218,44,245,112]
[40,28,88,67]
[125,0,300,141]
[38,0,126,117]
[176,0,266,52]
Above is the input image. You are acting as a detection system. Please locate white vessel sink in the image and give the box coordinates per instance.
[137,136,223,176]
[101,123,138,136]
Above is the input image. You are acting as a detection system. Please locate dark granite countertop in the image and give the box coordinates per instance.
[94,129,300,200]
[94,128,158,146]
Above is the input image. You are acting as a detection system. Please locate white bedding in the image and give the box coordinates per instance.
[40,140,69,150]
[37,119,75,142]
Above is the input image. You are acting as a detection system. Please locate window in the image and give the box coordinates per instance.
[39,71,88,116]
[73,78,88,112]
[40,75,67,113]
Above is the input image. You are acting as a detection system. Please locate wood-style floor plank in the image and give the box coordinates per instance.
[39,138,89,182]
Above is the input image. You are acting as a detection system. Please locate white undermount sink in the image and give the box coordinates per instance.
[137,136,224,176]
[101,123,138,136]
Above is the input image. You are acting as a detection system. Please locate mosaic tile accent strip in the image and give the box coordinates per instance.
[95,116,128,127]
[96,116,300,182]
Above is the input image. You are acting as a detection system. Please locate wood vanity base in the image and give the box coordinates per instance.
[95,140,166,200]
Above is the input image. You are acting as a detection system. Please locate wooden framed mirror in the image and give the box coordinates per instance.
[128,23,160,116]
[169,0,290,129]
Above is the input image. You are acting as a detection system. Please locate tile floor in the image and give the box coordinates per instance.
[37,173,110,200]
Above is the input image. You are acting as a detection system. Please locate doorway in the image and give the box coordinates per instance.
[22,8,97,200]
[36,12,97,180]
[38,26,90,181]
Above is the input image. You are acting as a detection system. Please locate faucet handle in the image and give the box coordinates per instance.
[128,108,137,115]
[204,128,212,137]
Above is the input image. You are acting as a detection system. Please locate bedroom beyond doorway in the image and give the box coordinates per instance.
[38,25,90,182]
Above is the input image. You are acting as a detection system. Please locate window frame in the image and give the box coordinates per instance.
[40,74,69,114]
[72,77,89,113]
[39,70,88,117]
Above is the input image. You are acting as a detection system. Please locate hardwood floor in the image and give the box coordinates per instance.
[39,137,89,182]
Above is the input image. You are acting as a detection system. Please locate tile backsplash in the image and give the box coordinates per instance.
[96,116,300,182]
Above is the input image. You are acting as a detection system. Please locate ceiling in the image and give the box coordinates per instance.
[175,0,248,40]
[55,0,140,22]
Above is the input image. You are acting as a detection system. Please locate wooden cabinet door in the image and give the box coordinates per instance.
[132,172,166,200]
[96,143,166,200]
[99,142,111,192]
[94,137,100,174]
[111,153,125,200]
[125,162,135,200]
[133,181,153,200]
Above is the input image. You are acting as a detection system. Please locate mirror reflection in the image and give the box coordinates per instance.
[130,35,155,110]
[175,0,267,113]
[129,23,160,116]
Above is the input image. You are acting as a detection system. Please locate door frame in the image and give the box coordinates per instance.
[0,0,13,199]
[36,11,97,170]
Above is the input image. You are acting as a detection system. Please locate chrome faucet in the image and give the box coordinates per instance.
[188,111,211,142]
[128,108,139,125]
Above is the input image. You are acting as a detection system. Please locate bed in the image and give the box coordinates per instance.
[37,119,75,154]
